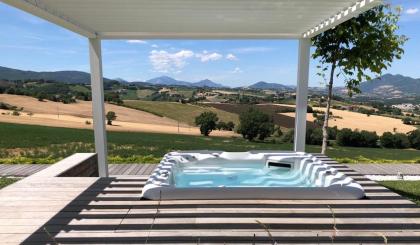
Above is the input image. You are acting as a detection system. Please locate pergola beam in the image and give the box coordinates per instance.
[98,32,301,40]
[303,0,381,38]
[1,0,96,38]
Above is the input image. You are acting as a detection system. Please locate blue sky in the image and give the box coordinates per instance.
[0,1,419,87]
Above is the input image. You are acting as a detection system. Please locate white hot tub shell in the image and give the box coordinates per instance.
[142,151,365,200]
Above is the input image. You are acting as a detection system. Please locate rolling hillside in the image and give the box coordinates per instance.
[0,66,112,84]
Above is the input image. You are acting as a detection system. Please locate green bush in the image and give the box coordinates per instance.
[216,121,227,130]
[226,121,235,131]
[195,111,218,136]
[328,126,339,140]
[336,128,378,147]
[359,130,379,148]
[281,129,294,143]
[402,117,413,125]
[408,130,420,150]
[380,132,410,149]
[306,127,323,145]
[237,107,274,141]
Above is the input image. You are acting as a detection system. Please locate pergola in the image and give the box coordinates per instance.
[2,0,380,177]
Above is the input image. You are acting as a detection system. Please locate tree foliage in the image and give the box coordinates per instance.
[408,130,420,150]
[380,132,410,149]
[195,111,219,136]
[312,4,407,154]
[106,111,117,125]
[237,107,274,141]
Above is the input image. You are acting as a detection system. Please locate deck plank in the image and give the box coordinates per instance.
[0,157,419,244]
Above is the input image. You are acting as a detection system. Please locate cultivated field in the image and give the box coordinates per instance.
[1,122,419,164]
[206,103,315,129]
[281,105,416,135]
[0,94,235,137]
[124,100,239,126]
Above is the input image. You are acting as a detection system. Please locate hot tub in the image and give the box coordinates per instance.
[142,151,365,200]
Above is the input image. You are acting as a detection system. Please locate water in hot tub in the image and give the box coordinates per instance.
[173,161,315,188]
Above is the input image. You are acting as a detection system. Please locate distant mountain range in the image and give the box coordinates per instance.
[1,66,419,97]
[335,74,420,98]
[0,66,113,84]
[144,76,226,88]
[247,81,291,90]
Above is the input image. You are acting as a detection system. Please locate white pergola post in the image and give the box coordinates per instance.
[294,38,311,152]
[89,38,109,177]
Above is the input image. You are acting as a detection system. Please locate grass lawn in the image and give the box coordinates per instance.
[0,122,419,164]
[380,181,420,205]
[0,177,18,189]
[123,100,239,126]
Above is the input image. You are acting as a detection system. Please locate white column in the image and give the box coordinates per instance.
[294,38,311,152]
[89,38,108,177]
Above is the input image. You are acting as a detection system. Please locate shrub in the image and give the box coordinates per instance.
[195,111,218,136]
[306,127,323,145]
[380,132,410,149]
[237,107,274,141]
[226,121,235,131]
[281,129,294,143]
[327,126,339,140]
[12,110,20,116]
[216,121,227,130]
[274,125,283,137]
[408,130,420,150]
[336,128,378,147]
[402,117,412,125]
[307,105,314,113]
[359,130,379,148]
[336,128,357,146]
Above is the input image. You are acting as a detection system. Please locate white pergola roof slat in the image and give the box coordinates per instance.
[2,0,381,39]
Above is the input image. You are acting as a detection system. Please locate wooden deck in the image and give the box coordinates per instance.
[2,162,420,177]
[0,156,419,244]
[0,164,158,177]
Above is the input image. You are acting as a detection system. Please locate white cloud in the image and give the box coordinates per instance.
[126,40,147,44]
[196,51,223,62]
[226,53,238,61]
[151,44,159,48]
[149,49,194,73]
[231,67,243,74]
[406,8,419,15]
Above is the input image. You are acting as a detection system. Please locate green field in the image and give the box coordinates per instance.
[380,181,420,205]
[0,122,419,164]
[124,100,239,126]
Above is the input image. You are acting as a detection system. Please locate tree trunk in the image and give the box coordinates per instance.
[321,62,336,155]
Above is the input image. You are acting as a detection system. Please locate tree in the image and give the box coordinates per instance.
[106,111,117,125]
[37,92,47,102]
[216,121,227,131]
[195,111,218,136]
[312,5,407,154]
[402,117,412,125]
[226,121,235,131]
[380,132,410,149]
[408,130,420,150]
[237,107,274,141]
